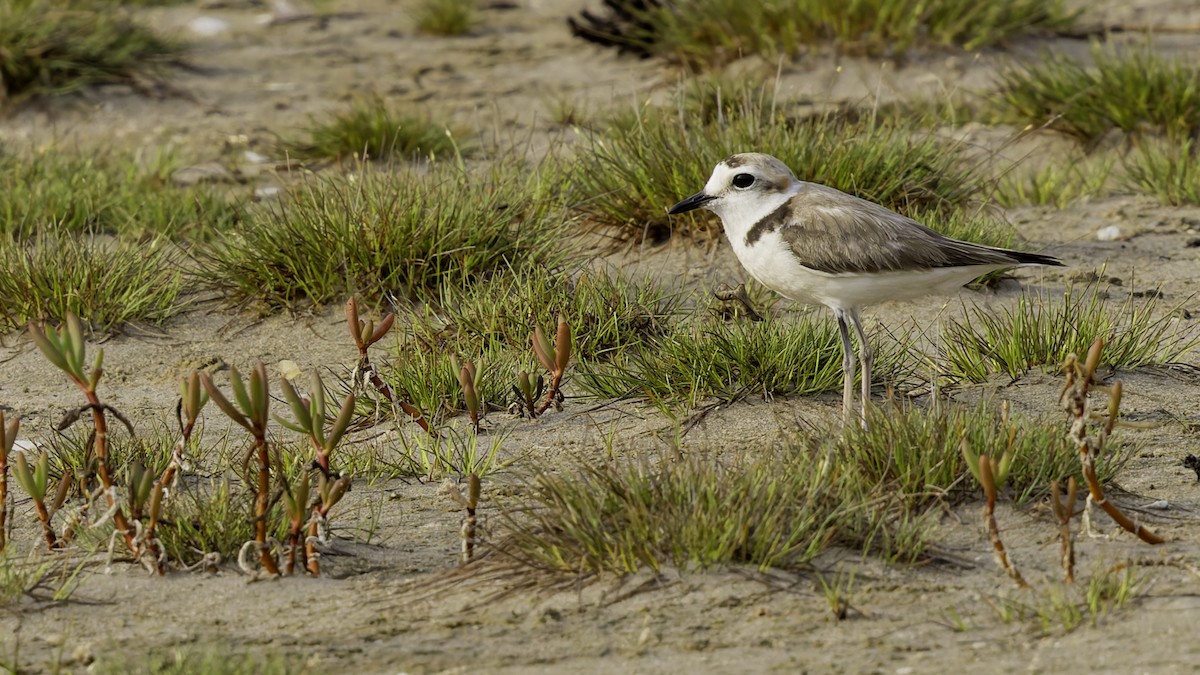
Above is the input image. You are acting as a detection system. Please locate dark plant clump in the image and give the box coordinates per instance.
[0,0,186,104]
[568,0,1073,66]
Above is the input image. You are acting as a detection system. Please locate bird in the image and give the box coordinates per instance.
[669,152,1063,426]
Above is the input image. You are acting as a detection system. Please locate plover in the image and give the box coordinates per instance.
[669,152,1063,424]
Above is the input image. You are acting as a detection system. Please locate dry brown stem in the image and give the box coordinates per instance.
[461,473,480,564]
[1050,477,1078,584]
[980,455,1027,588]
[1061,338,1164,546]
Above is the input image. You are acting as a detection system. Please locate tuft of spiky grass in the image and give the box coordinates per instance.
[285,96,464,162]
[0,552,78,607]
[1123,138,1200,206]
[0,232,184,331]
[840,400,1129,506]
[995,46,1200,143]
[496,445,927,576]
[575,86,982,241]
[0,148,243,240]
[571,0,1072,66]
[0,0,186,104]
[93,647,300,675]
[157,479,267,567]
[988,563,1142,635]
[378,344,520,425]
[414,265,681,361]
[413,0,478,36]
[942,282,1199,383]
[197,160,568,311]
[992,153,1115,208]
[577,314,907,408]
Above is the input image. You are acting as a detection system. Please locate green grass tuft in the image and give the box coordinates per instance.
[992,153,1115,208]
[496,445,917,576]
[575,87,982,241]
[495,396,1132,579]
[157,478,266,566]
[942,281,1199,382]
[93,646,300,675]
[1123,138,1200,206]
[414,0,478,36]
[285,96,464,162]
[577,314,906,408]
[413,264,681,361]
[0,552,77,607]
[0,148,243,240]
[995,46,1200,143]
[841,400,1128,506]
[0,0,186,104]
[198,160,568,311]
[379,343,522,423]
[0,232,184,331]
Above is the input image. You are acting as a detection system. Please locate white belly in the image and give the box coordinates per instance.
[729,231,1004,311]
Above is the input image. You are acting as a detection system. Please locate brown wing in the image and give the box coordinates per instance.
[749,184,1051,275]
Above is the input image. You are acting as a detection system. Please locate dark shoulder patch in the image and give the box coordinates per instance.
[744,202,791,246]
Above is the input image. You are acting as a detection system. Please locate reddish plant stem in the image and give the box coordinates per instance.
[1080,453,1164,545]
[981,457,1026,588]
[287,520,302,575]
[305,504,325,577]
[85,393,155,570]
[533,370,563,416]
[0,455,7,552]
[361,356,431,433]
[32,498,60,551]
[1051,478,1077,584]
[253,435,280,576]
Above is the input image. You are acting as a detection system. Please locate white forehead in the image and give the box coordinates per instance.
[704,153,796,194]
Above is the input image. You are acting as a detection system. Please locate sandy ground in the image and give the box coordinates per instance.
[3,0,1200,672]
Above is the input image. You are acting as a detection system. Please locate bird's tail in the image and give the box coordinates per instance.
[1006,249,1064,267]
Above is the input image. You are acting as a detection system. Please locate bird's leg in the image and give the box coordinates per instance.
[834,309,856,425]
[849,309,872,429]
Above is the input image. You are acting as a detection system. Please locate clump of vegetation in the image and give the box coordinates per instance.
[992,152,1116,208]
[0,234,184,331]
[842,400,1121,507]
[373,345,514,430]
[568,0,1073,66]
[496,446,908,576]
[285,96,464,161]
[495,390,1136,581]
[1123,138,1200,206]
[415,265,680,361]
[414,0,478,36]
[577,315,906,409]
[986,563,1142,635]
[0,148,243,240]
[574,85,983,241]
[996,46,1200,143]
[198,160,568,310]
[93,646,301,675]
[942,281,1199,382]
[0,0,185,104]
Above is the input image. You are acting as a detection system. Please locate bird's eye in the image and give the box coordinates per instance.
[731,173,755,189]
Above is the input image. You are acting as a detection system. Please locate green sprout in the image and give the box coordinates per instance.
[530,315,572,416]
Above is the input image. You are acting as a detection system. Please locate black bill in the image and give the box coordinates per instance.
[668,192,716,215]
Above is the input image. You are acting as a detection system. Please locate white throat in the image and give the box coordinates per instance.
[708,182,800,244]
